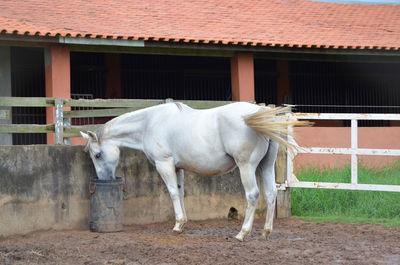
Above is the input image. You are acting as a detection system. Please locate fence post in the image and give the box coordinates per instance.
[276,145,291,218]
[275,109,292,218]
[54,98,64,145]
[351,119,358,184]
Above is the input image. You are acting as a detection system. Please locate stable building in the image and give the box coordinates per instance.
[0,0,400,146]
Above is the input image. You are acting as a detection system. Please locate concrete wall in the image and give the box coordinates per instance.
[0,145,268,237]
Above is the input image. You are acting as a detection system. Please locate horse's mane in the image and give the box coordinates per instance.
[95,125,106,143]
[171,102,183,111]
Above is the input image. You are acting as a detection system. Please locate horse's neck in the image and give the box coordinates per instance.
[101,108,151,150]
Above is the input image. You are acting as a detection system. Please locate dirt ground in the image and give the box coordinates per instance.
[0,218,399,265]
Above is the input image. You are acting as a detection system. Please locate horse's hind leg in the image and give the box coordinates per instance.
[177,169,187,224]
[235,163,260,241]
[260,140,279,239]
[155,159,186,233]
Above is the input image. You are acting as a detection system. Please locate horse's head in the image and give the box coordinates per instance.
[80,131,120,180]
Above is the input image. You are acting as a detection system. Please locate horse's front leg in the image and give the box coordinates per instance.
[155,159,186,233]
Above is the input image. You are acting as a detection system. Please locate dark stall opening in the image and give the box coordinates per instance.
[120,54,231,101]
[11,47,46,145]
[290,61,400,127]
[70,52,107,125]
[254,59,278,106]
[70,52,107,100]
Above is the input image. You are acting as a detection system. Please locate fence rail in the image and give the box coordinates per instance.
[0,97,233,142]
[0,97,56,107]
[286,113,400,193]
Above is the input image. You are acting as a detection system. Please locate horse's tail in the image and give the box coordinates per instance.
[244,106,312,154]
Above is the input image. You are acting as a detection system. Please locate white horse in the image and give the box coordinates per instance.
[81,102,308,241]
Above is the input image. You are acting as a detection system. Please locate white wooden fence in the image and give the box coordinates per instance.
[285,113,400,193]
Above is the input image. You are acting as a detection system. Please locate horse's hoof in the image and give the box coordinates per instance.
[172,220,186,234]
[262,229,272,240]
[235,233,244,242]
[235,230,249,242]
[173,228,183,234]
[172,227,183,232]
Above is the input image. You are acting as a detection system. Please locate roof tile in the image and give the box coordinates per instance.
[0,0,399,49]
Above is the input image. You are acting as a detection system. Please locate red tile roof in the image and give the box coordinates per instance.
[1,0,400,50]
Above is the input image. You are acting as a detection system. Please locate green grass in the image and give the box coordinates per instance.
[291,162,400,228]
[295,215,400,228]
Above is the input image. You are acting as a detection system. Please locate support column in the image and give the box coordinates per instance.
[106,53,121,99]
[231,53,255,101]
[0,46,12,145]
[45,46,71,145]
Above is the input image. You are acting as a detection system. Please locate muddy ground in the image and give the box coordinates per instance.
[0,218,399,265]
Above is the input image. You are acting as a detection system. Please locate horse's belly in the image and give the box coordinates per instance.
[177,153,236,176]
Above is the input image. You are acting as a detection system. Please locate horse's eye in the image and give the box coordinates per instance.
[95,152,102,159]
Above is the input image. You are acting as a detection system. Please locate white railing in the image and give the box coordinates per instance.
[286,113,400,193]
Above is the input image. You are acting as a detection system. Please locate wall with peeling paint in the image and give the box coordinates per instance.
[0,145,269,237]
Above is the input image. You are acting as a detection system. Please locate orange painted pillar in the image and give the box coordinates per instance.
[45,46,71,145]
[106,53,121,99]
[231,53,255,101]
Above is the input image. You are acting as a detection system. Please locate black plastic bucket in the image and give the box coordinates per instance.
[89,177,124,232]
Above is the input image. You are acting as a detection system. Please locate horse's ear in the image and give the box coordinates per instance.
[80,131,89,141]
[80,131,98,142]
[87,131,98,142]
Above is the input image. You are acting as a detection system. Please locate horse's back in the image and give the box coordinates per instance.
[142,102,268,175]
[215,103,268,161]
[141,104,229,174]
